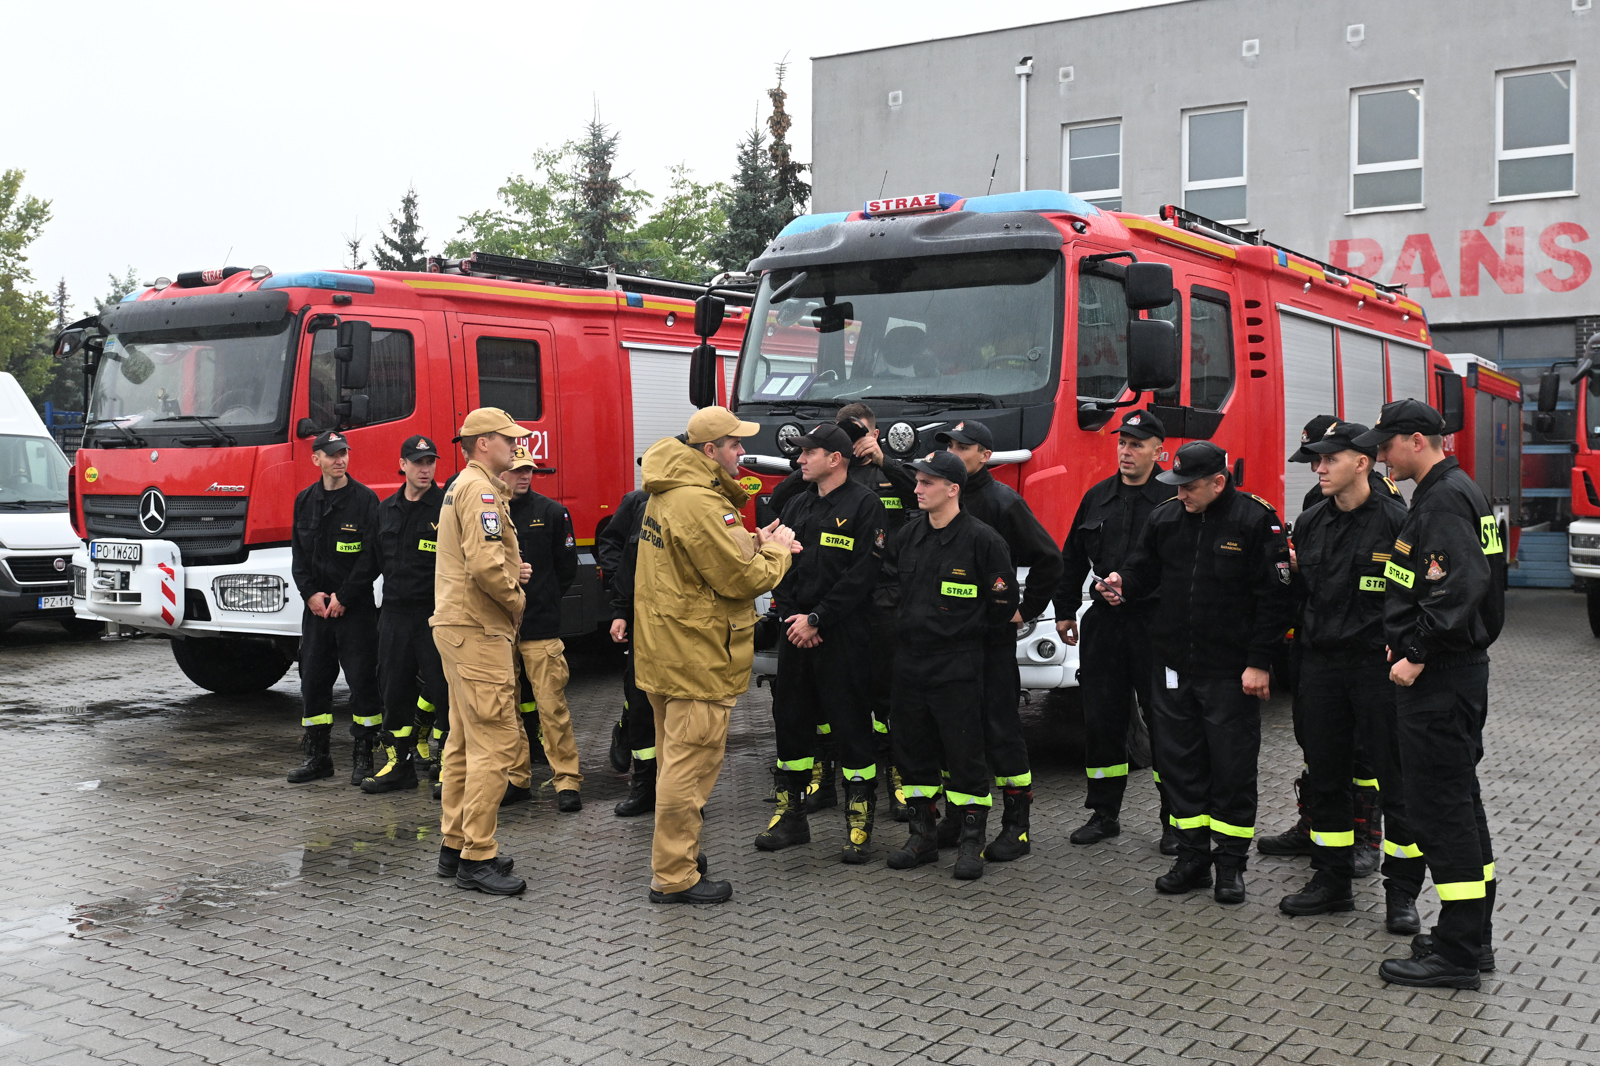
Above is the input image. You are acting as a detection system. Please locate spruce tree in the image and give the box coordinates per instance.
[712,126,782,274]
[53,278,70,333]
[566,117,649,269]
[373,185,427,271]
[767,63,811,224]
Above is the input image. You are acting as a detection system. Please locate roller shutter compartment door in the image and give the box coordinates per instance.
[1278,312,1337,524]
[1387,341,1429,404]
[628,348,698,488]
[1339,330,1387,430]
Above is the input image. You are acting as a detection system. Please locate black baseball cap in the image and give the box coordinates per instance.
[1352,399,1446,448]
[1156,441,1228,485]
[1289,414,1340,463]
[935,419,994,450]
[401,434,439,462]
[1303,420,1377,459]
[1117,409,1166,440]
[312,429,349,454]
[792,422,852,456]
[908,450,968,488]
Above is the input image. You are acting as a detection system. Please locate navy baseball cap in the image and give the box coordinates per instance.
[1303,420,1377,459]
[1289,414,1340,463]
[1353,399,1446,448]
[1157,441,1228,485]
[792,422,852,456]
[1117,409,1166,440]
[909,450,968,488]
[936,419,994,450]
[401,434,439,462]
[312,429,349,454]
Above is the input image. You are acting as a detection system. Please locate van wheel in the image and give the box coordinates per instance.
[1588,586,1600,639]
[171,637,293,694]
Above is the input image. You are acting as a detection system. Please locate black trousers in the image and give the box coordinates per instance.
[1395,661,1495,968]
[299,606,382,737]
[1079,604,1169,817]
[774,617,877,780]
[893,646,990,807]
[1151,668,1260,867]
[982,639,1031,785]
[377,609,448,745]
[1296,648,1422,892]
[619,645,655,758]
[869,612,897,768]
[1289,641,1379,790]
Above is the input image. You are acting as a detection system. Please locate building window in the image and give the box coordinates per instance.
[1497,66,1575,199]
[1064,121,1122,209]
[1183,106,1247,223]
[1351,85,1423,210]
[477,336,542,420]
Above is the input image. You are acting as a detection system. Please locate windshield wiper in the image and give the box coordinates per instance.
[155,414,236,446]
[871,393,999,409]
[742,397,850,415]
[84,418,147,447]
[0,499,65,509]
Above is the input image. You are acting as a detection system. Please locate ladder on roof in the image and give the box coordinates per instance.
[1157,205,1405,295]
[423,251,758,305]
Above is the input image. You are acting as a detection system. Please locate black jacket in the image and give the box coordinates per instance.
[292,477,381,611]
[1383,457,1506,666]
[375,484,445,614]
[597,489,648,622]
[1301,470,1405,513]
[889,510,1017,652]
[960,467,1064,627]
[773,479,887,630]
[1117,485,1293,678]
[766,458,917,611]
[1294,489,1410,653]
[1058,469,1175,614]
[510,489,579,641]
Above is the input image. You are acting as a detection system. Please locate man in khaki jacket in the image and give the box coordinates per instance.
[635,407,797,904]
[432,408,529,895]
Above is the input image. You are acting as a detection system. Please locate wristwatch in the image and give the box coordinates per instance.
[806,612,821,629]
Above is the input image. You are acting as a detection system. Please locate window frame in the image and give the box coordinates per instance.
[1495,63,1577,202]
[1063,119,1123,210]
[1349,82,1425,214]
[1182,104,1249,224]
[474,335,544,422]
[1187,285,1236,412]
[306,324,417,430]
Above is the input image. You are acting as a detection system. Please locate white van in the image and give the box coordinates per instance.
[0,372,86,634]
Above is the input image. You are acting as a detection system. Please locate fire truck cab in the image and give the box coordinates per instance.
[55,257,751,693]
[1535,354,1600,635]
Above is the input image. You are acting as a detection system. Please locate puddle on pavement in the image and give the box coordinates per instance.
[0,702,172,729]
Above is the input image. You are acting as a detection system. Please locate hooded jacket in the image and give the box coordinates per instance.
[633,437,793,700]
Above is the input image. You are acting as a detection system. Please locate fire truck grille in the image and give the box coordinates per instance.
[83,495,250,565]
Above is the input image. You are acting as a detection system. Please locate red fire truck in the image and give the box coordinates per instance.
[728,192,1519,688]
[54,255,752,693]
[1535,352,1600,634]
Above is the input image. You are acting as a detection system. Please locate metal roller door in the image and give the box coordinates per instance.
[1339,329,1387,428]
[626,346,742,488]
[1278,312,1337,523]
[1387,341,1429,403]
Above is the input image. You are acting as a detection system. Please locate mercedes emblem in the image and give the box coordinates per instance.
[138,487,167,535]
[150,450,159,462]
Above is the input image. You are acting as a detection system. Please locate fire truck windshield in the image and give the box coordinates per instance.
[88,320,294,440]
[735,250,1062,408]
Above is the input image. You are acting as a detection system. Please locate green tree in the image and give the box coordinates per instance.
[567,117,652,269]
[94,266,141,314]
[446,145,577,261]
[712,126,783,274]
[0,169,55,397]
[372,184,427,271]
[767,62,811,223]
[45,268,142,413]
[631,165,729,282]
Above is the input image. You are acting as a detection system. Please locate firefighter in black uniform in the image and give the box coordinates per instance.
[1356,400,1506,990]
[363,435,450,795]
[1276,420,1423,932]
[755,423,888,862]
[1100,441,1292,905]
[1055,409,1176,850]
[599,487,655,815]
[884,450,1017,880]
[939,420,1063,862]
[287,430,383,785]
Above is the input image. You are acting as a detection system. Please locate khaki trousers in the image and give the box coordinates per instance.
[647,692,735,893]
[435,625,520,861]
[508,638,583,793]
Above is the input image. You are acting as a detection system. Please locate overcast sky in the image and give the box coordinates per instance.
[7,0,1176,318]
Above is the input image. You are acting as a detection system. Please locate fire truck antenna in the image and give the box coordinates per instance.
[986,154,999,195]
[879,170,888,197]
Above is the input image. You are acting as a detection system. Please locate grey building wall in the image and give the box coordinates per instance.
[811,0,1598,328]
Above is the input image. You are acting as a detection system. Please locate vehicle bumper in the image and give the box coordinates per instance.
[0,549,77,624]
[72,541,301,638]
[1570,519,1600,580]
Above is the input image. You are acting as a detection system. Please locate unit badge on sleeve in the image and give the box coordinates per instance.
[1423,552,1447,581]
[482,511,502,539]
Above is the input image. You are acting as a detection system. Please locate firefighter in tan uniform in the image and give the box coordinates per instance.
[431,408,529,896]
[634,407,797,904]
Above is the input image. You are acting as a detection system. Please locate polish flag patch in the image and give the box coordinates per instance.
[480,493,496,503]
[723,513,739,526]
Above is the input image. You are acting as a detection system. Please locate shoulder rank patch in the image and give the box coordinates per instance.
[1423,552,1448,581]
[1248,493,1278,512]
[1393,538,1412,556]
[723,513,739,526]
[481,511,502,539]
[1383,476,1401,497]
[1371,551,1391,562]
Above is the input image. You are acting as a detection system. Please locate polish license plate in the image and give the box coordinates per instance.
[90,541,141,563]
[38,595,72,609]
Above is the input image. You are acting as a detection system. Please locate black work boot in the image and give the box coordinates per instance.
[608,718,630,773]
[886,797,939,869]
[754,769,811,851]
[556,790,582,813]
[952,805,989,881]
[436,845,515,878]
[1410,933,1495,973]
[649,878,733,904]
[361,736,418,794]
[1386,889,1422,934]
[1070,809,1121,846]
[455,857,527,896]
[1256,773,1313,855]
[1213,864,1247,905]
[935,793,962,849]
[888,767,910,823]
[1159,823,1182,855]
[1155,856,1214,894]
[502,782,533,806]
[1379,953,1480,990]
[1352,786,1383,878]
[1280,875,1354,915]
[349,733,375,786]
[840,780,878,864]
[614,758,657,817]
[804,757,838,813]
[287,726,334,784]
[985,788,1032,861]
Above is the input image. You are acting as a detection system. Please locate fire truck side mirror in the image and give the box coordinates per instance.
[335,320,372,391]
[55,328,86,359]
[1127,318,1179,393]
[1437,371,1465,436]
[695,294,726,338]
[1537,371,1561,413]
[1124,263,1176,311]
[688,343,719,408]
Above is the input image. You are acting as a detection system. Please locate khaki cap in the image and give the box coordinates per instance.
[686,405,761,444]
[509,445,537,470]
[454,407,523,442]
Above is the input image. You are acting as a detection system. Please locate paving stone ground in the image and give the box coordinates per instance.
[0,587,1596,1066]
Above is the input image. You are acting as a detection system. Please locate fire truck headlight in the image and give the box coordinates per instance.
[886,421,917,457]
[1572,533,1600,550]
[213,574,286,613]
[776,423,804,457]
[72,565,86,599]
